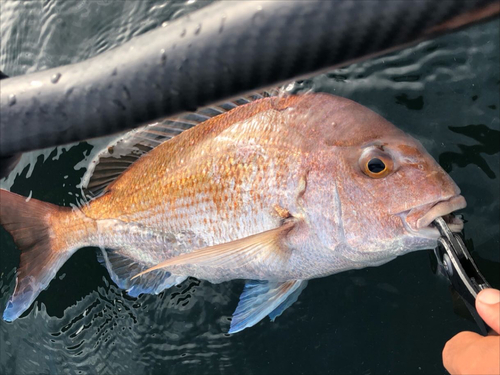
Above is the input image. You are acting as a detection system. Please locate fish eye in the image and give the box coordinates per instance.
[367,158,385,173]
[360,149,393,179]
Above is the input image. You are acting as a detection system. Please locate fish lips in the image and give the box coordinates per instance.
[399,195,467,239]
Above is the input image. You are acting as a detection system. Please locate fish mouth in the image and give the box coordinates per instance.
[399,195,467,238]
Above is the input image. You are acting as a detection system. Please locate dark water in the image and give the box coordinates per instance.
[0,2,499,374]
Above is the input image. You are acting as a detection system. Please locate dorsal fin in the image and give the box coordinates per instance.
[82,90,280,198]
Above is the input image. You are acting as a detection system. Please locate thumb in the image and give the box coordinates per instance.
[476,288,500,334]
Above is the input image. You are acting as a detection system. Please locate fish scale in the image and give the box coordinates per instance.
[84,109,304,252]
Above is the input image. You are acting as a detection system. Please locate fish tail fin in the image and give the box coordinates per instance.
[0,189,77,321]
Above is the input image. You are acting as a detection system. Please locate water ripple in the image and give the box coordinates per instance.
[0,1,498,375]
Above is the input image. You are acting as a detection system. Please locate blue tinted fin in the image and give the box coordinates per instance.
[97,249,186,297]
[229,280,306,334]
[268,280,308,321]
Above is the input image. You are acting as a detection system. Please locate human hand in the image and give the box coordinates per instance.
[442,288,500,375]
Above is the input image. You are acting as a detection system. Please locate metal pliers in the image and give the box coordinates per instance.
[433,217,491,334]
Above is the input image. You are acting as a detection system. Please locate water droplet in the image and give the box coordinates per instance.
[8,94,16,106]
[160,49,167,65]
[51,72,61,83]
[194,23,201,35]
[122,85,131,100]
[219,14,226,33]
[64,87,75,97]
[252,6,264,25]
[180,28,186,37]
[161,21,168,28]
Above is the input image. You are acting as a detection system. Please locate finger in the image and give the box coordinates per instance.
[443,331,482,374]
[476,288,500,334]
[443,332,500,375]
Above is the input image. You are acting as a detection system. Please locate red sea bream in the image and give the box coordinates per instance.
[0,93,466,332]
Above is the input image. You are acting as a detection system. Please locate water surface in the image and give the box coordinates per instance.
[0,2,498,374]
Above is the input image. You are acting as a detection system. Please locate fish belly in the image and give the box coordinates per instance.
[88,205,292,283]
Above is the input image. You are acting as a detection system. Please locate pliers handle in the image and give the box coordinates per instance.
[433,217,491,334]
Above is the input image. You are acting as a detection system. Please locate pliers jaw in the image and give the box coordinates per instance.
[433,217,491,334]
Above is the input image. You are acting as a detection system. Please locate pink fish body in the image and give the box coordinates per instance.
[0,93,465,332]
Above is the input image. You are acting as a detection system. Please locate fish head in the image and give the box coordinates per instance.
[290,94,466,260]
[337,135,465,251]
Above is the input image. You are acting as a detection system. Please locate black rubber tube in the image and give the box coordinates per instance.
[1,0,499,156]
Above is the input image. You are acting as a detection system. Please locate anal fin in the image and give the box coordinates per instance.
[98,249,186,297]
[229,279,307,334]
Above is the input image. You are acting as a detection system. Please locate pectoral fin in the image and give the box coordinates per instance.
[131,220,295,280]
[229,279,307,333]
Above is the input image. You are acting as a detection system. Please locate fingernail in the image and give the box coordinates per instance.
[477,288,500,305]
